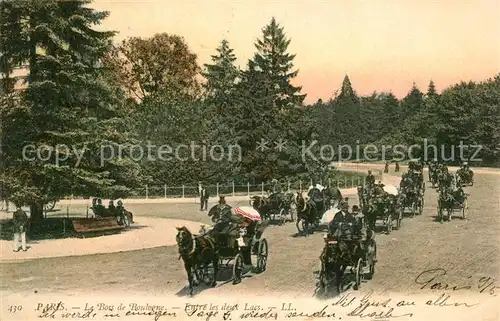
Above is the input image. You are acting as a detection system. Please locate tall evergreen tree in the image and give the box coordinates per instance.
[401,82,424,118]
[0,0,141,220]
[202,39,240,105]
[251,17,306,109]
[426,80,438,98]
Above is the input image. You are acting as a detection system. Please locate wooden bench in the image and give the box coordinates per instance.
[72,217,124,235]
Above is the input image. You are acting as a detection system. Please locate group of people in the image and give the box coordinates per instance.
[384,162,401,173]
[91,198,133,224]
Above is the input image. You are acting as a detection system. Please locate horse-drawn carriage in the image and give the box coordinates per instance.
[359,184,401,234]
[177,206,269,295]
[250,191,295,225]
[294,186,343,235]
[456,168,474,187]
[399,175,424,217]
[318,223,376,293]
[437,188,468,222]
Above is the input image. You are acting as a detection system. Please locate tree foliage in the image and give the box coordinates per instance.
[1,5,499,218]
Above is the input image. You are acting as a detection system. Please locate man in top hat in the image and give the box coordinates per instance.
[199,183,209,211]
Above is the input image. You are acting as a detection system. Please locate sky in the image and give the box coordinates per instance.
[92,0,500,104]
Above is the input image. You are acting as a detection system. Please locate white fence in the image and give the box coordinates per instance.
[84,173,382,200]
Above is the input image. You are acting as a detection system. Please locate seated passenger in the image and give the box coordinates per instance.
[93,198,106,217]
[108,200,116,216]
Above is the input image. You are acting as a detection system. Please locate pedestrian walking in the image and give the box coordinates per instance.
[200,184,209,211]
[12,204,28,252]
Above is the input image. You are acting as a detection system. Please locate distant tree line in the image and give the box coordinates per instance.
[1,0,499,219]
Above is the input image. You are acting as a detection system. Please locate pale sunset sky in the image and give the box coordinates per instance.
[92,0,500,103]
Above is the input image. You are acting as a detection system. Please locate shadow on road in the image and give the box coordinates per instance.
[175,264,255,297]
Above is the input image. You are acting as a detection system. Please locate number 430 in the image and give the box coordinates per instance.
[8,305,22,313]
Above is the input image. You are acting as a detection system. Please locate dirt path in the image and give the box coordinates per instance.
[0,218,205,262]
[1,171,498,299]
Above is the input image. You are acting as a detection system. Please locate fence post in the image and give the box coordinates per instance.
[145,185,149,199]
[287,180,291,191]
[351,177,354,188]
[182,185,185,198]
[299,180,302,192]
[261,182,264,196]
[216,183,219,197]
[164,184,167,198]
[247,182,250,196]
[329,178,332,187]
[232,181,235,196]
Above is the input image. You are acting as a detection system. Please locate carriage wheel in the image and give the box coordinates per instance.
[437,204,443,223]
[278,208,286,225]
[289,205,296,222]
[462,199,468,219]
[256,239,268,273]
[386,214,392,234]
[196,262,216,286]
[353,258,363,290]
[296,219,306,234]
[365,240,376,280]
[44,200,56,212]
[232,253,244,284]
[319,261,330,293]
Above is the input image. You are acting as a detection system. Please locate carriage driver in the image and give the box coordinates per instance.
[328,202,357,238]
[328,202,360,259]
[365,171,375,186]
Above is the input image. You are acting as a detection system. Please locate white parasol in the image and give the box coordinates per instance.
[383,184,399,196]
[232,206,262,222]
[307,184,325,192]
[320,208,341,225]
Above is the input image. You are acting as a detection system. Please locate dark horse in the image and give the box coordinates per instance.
[176,226,219,296]
[250,195,273,220]
[208,204,225,223]
[323,186,343,210]
[294,192,317,236]
[309,187,343,213]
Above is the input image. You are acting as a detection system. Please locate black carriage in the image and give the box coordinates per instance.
[318,228,376,293]
[198,218,269,284]
[437,190,468,222]
[398,189,423,217]
[364,194,400,234]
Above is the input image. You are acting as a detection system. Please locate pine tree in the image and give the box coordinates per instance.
[426,80,438,98]
[401,82,424,118]
[202,39,240,105]
[1,0,142,220]
[251,17,306,109]
[338,75,358,104]
[333,75,362,146]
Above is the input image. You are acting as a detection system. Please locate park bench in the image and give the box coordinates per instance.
[72,217,124,236]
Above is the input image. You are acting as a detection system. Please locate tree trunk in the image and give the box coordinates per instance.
[30,202,44,221]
